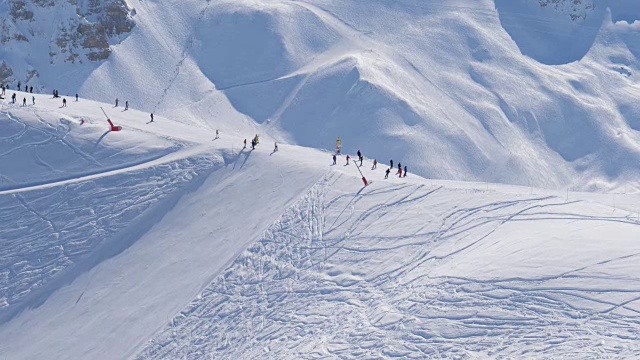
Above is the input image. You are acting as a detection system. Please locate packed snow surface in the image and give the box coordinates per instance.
[0,0,639,359]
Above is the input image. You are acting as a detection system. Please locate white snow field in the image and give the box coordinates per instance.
[0,92,639,359]
[3,0,640,190]
[0,0,640,359]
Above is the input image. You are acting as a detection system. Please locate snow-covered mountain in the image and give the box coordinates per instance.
[1,0,640,359]
[1,0,639,191]
[1,91,639,359]
[0,0,135,91]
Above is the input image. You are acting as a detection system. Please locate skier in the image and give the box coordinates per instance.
[1,84,5,96]
[29,86,33,93]
[360,155,363,166]
[115,98,119,107]
[372,159,377,170]
[385,168,390,179]
[32,95,35,105]
[357,150,361,160]
[390,159,393,170]
[346,155,350,165]
[150,113,154,123]
[251,139,255,150]
[17,81,21,91]
[273,142,278,152]
[11,93,16,103]
[22,97,26,107]
[62,98,67,107]
[403,165,407,177]
[397,163,402,174]
[332,154,337,165]
[76,94,79,102]
[125,101,129,110]
[243,139,247,149]
[215,130,219,139]
[398,166,403,177]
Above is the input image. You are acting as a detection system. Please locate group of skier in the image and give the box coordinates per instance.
[1,82,34,96]
[114,98,129,111]
[385,160,407,179]
[1,82,34,100]
[333,150,407,180]
[243,134,260,150]
[239,134,279,153]
[113,97,153,123]
[2,81,406,183]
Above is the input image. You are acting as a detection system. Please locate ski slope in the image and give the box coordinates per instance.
[0,92,639,359]
[138,176,640,359]
[1,0,640,359]
[3,0,640,191]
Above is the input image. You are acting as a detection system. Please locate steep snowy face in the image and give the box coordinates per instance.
[0,0,135,87]
[496,0,640,64]
[190,0,640,191]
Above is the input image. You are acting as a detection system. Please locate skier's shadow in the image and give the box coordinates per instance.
[239,149,252,169]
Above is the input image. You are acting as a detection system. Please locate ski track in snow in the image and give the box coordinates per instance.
[137,175,640,359]
[0,155,217,321]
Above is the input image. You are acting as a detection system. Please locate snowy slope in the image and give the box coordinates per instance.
[136,175,640,359]
[0,91,178,190]
[3,0,640,190]
[1,1,640,359]
[0,92,326,359]
[0,93,639,359]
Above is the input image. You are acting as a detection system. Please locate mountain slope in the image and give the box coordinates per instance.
[0,94,326,359]
[137,163,640,359]
[0,1,640,359]
[1,81,639,359]
[2,0,639,191]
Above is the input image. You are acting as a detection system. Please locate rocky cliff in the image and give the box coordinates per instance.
[0,0,135,85]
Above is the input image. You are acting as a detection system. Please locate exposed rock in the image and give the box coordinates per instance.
[2,0,135,66]
[0,62,14,84]
[10,0,34,21]
[539,0,595,21]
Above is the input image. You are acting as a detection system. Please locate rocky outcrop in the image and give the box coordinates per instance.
[0,62,14,85]
[539,0,595,21]
[2,0,135,64]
